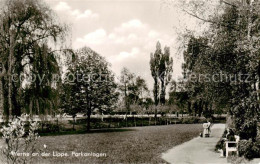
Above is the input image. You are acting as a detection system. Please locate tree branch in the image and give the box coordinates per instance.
[221,0,237,7]
[183,9,239,31]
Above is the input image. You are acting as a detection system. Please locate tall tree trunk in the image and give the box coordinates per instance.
[154,79,159,125]
[108,115,111,128]
[0,66,6,121]
[134,115,136,127]
[73,116,75,131]
[125,113,128,127]
[124,82,129,127]
[141,114,143,126]
[0,79,3,117]
[160,79,165,105]
[247,0,253,40]
[87,109,91,132]
[187,101,192,115]
[154,108,157,125]
[29,99,33,116]
[7,31,15,121]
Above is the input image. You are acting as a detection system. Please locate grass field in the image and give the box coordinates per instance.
[29,124,202,164]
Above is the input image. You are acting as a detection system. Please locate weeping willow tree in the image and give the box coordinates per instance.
[23,44,61,117]
[0,0,68,121]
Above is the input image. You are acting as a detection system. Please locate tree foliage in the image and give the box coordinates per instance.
[180,0,260,157]
[0,0,67,120]
[150,41,173,105]
[65,47,119,131]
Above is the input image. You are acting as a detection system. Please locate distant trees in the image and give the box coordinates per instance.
[150,41,173,122]
[119,67,149,109]
[65,47,119,131]
[119,67,135,114]
[129,75,149,106]
[119,67,149,126]
[168,90,189,115]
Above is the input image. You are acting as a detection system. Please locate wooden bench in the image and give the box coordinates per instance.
[225,135,240,158]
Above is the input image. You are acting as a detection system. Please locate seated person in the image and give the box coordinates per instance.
[226,128,235,141]
[203,121,210,137]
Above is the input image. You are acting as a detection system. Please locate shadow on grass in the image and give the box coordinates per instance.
[39,128,137,137]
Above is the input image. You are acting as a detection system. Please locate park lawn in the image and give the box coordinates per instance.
[31,124,202,164]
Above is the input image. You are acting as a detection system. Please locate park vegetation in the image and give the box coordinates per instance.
[0,0,224,131]
[178,0,260,160]
[0,0,259,162]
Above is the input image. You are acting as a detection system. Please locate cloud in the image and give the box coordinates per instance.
[73,18,176,52]
[109,48,153,88]
[73,19,179,89]
[109,47,140,62]
[54,2,99,21]
[121,19,145,28]
[73,19,147,48]
[148,30,160,38]
[55,2,71,11]
[114,19,147,34]
[76,28,107,46]
[71,9,99,20]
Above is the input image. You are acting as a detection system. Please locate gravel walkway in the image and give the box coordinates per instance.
[161,124,228,164]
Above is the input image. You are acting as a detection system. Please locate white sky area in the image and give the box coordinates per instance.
[45,0,209,92]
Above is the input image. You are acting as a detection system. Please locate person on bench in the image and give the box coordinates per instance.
[203,121,211,137]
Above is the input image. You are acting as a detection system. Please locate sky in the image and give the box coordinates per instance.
[44,0,204,91]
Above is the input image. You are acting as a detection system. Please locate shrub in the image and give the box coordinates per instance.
[181,117,199,124]
[45,123,60,132]
[0,115,39,164]
[215,138,226,156]
[228,156,247,164]
[238,139,260,160]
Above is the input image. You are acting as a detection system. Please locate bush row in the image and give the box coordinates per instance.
[34,116,226,134]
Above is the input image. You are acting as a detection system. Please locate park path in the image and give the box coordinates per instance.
[161,124,228,164]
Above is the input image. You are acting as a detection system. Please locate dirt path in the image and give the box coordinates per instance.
[161,124,228,164]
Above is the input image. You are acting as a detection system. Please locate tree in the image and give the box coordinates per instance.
[128,75,149,106]
[66,47,118,131]
[0,0,67,121]
[60,83,80,130]
[119,67,135,127]
[119,68,149,126]
[159,46,173,104]
[181,36,219,117]
[135,76,149,101]
[23,44,61,117]
[119,68,135,111]
[150,41,173,123]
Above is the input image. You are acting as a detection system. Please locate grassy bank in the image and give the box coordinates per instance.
[36,115,225,136]
[29,124,202,163]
